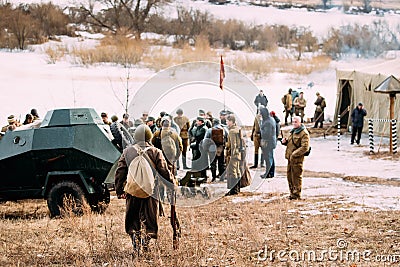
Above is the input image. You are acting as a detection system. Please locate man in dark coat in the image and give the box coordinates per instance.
[204,118,228,181]
[259,107,277,178]
[313,92,326,128]
[110,115,123,152]
[268,111,281,178]
[254,90,268,108]
[114,124,176,251]
[350,102,367,145]
[190,117,208,177]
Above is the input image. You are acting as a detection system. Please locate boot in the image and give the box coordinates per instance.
[211,168,217,182]
[250,154,258,169]
[260,153,265,168]
[182,156,188,169]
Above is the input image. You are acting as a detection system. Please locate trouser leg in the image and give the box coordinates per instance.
[357,127,362,144]
[268,159,275,177]
[287,161,303,199]
[250,153,258,168]
[351,126,357,143]
[217,154,225,176]
[210,157,217,181]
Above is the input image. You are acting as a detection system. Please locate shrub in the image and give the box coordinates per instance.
[71,35,146,67]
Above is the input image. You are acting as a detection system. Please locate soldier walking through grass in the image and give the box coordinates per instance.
[114,124,176,252]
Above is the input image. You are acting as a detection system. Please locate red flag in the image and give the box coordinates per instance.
[219,55,225,90]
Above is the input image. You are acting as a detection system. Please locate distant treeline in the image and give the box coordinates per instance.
[0,1,399,60]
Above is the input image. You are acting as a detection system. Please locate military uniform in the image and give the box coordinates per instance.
[250,116,263,168]
[282,92,293,125]
[114,125,176,249]
[225,124,242,195]
[313,94,326,128]
[284,125,310,200]
[294,95,307,123]
[173,114,190,169]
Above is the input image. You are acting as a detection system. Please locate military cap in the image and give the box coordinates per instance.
[111,115,118,122]
[7,115,16,124]
[146,116,155,122]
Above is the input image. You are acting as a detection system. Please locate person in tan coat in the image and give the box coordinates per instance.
[281,116,310,200]
[225,114,243,196]
[151,116,183,171]
[282,88,293,125]
[250,114,264,169]
[293,92,307,123]
[173,108,190,169]
[114,124,176,251]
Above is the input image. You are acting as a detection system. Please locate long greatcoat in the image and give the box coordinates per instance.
[114,143,175,239]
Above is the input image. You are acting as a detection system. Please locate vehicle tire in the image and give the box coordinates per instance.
[47,181,87,218]
[202,187,211,199]
[89,184,110,214]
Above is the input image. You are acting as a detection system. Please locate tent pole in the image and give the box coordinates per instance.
[390,94,395,154]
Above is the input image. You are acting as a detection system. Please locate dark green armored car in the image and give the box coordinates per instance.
[0,108,121,217]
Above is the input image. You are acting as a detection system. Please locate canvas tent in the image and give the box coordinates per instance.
[335,58,400,136]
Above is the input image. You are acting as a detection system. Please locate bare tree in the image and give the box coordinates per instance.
[79,0,170,39]
[8,9,34,49]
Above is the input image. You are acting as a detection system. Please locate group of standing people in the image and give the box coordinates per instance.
[110,87,373,255]
[1,109,40,136]
[281,88,327,128]
[113,107,253,252]
[253,89,310,200]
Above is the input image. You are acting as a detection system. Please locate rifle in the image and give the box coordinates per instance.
[170,161,181,250]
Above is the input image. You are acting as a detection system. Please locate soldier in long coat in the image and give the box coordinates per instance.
[173,108,190,169]
[114,124,175,250]
[313,92,326,128]
[282,88,293,125]
[250,114,263,169]
[225,115,242,196]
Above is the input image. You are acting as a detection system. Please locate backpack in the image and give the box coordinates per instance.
[281,94,287,105]
[153,130,162,149]
[124,144,155,198]
[161,131,178,163]
[211,128,224,146]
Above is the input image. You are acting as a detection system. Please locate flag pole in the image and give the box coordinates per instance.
[220,55,225,112]
[224,91,226,111]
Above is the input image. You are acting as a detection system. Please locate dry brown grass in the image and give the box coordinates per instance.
[71,35,146,67]
[232,54,331,78]
[44,44,67,64]
[1,190,399,266]
[142,35,217,72]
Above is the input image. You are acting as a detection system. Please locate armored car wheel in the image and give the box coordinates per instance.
[47,181,88,218]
